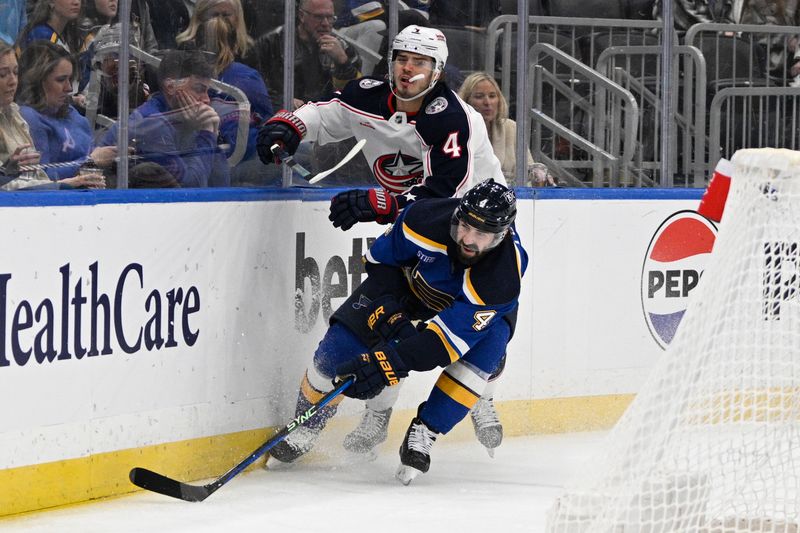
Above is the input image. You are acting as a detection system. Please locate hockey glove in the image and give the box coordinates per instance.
[367,295,417,344]
[329,188,399,231]
[256,110,307,165]
[335,344,408,400]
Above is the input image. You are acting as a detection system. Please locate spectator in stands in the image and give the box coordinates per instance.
[15,41,111,185]
[335,0,430,28]
[244,0,362,108]
[652,0,733,31]
[175,0,273,163]
[79,23,150,122]
[99,49,230,187]
[733,0,800,78]
[17,0,83,53]
[78,0,157,55]
[0,39,59,189]
[0,0,27,45]
[459,72,553,186]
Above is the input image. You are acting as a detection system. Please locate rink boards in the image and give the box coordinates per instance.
[0,187,706,516]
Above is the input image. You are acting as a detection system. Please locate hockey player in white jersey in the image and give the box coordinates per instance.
[256,24,507,458]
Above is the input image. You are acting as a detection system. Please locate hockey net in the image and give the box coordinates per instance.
[547,148,800,533]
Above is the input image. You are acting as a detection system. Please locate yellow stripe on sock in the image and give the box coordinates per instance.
[435,372,479,409]
[301,372,344,407]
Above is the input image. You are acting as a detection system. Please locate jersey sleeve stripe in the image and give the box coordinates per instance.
[402,222,448,253]
[463,269,485,305]
[425,322,461,364]
[434,371,480,409]
[364,248,378,264]
[430,315,470,356]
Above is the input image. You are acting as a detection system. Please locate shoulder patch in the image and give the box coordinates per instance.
[359,78,385,90]
[425,97,449,115]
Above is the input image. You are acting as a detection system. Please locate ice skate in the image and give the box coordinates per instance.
[470,397,503,457]
[343,407,392,454]
[267,425,321,467]
[395,411,438,485]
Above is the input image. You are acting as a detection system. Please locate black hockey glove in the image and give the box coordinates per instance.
[256,110,307,165]
[329,188,399,230]
[367,295,417,344]
[335,344,408,400]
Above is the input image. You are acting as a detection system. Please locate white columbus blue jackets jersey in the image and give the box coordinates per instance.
[294,77,505,200]
[364,197,527,371]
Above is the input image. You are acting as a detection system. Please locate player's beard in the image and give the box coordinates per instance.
[455,241,484,266]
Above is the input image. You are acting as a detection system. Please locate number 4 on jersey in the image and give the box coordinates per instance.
[442,132,462,159]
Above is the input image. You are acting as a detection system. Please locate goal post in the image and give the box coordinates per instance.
[547,148,800,533]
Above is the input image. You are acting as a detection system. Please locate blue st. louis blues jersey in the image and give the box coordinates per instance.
[364,197,528,371]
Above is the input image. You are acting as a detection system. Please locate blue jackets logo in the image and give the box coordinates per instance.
[641,211,717,349]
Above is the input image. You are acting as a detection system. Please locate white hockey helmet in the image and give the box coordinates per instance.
[388,25,448,101]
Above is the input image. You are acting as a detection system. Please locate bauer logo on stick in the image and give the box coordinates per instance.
[641,211,718,349]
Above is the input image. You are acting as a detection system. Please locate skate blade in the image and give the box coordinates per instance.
[395,464,423,485]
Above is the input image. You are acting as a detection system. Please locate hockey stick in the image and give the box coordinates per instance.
[270,143,311,180]
[308,139,367,184]
[129,376,354,502]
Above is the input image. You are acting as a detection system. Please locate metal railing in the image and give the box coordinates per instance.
[529,43,639,187]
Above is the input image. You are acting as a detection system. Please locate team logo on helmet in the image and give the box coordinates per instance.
[372,151,424,193]
[359,79,384,89]
[425,97,448,115]
[641,210,718,349]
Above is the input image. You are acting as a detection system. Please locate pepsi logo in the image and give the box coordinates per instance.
[641,210,717,349]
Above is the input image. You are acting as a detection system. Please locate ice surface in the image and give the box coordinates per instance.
[0,432,604,533]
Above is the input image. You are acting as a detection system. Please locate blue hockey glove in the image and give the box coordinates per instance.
[367,295,417,343]
[256,110,307,165]
[328,188,398,230]
[335,344,408,400]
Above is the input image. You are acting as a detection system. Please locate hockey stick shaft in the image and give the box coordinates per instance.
[129,376,354,502]
[270,143,311,179]
[308,138,367,184]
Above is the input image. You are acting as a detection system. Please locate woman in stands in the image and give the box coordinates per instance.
[15,41,113,186]
[17,0,83,54]
[0,41,103,189]
[458,72,554,187]
[176,0,273,177]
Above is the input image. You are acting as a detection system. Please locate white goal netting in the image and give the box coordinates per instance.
[547,149,800,533]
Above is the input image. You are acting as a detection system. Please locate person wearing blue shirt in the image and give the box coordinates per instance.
[100,49,230,187]
[16,41,113,184]
[267,179,528,485]
[175,0,273,164]
[17,0,82,53]
[0,0,26,46]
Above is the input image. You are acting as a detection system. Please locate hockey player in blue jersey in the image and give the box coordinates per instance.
[257,23,512,455]
[268,179,527,484]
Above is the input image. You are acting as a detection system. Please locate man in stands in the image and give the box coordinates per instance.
[268,179,527,484]
[244,0,362,109]
[100,49,229,187]
[256,24,511,457]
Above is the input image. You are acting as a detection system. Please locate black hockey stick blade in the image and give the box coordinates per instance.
[129,467,215,502]
[129,376,354,502]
